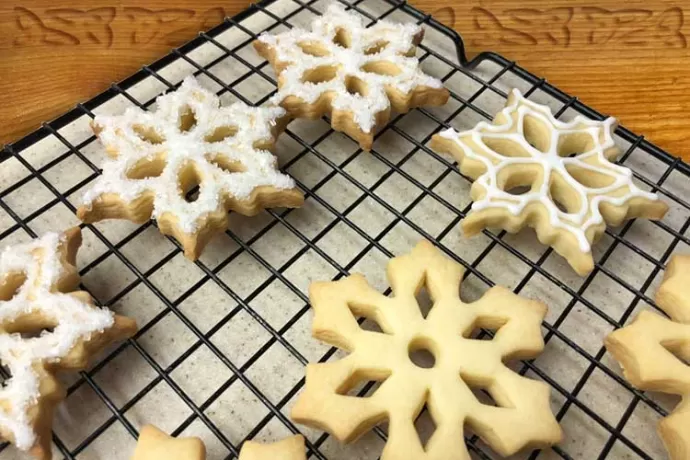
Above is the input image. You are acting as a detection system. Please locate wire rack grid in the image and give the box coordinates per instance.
[1,0,689,458]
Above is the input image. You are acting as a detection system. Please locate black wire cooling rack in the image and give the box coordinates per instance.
[1,0,690,458]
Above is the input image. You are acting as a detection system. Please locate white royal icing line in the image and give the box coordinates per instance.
[81,77,296,234]
[258,2,443,133]
[440,89,660,253]
[0,232,115,451]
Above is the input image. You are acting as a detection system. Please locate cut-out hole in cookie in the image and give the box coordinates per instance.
[415,286,433,319]
[347,302,391,334]
[496,164,541,197]
[408,337,437,369]
[548,175,581,214]
[414,400,436,451]
[301,65,339,84]
[206,154,246,174]
[482,137,531,158]
[662,339,690,366]
[523,115,552,153]
[333,27,351,48]
[557,131,596,157]
[297,41,330,57]
[336,368,390,397]
[204,125,238,143]
[133,124,165,144]
[125,152,166,180]
[462,374,501,408]
[178,163,203,203]
[506,185,531,195]
[3,313,57,339]
[178,105,197,132]
[0,272,27,301]
[361,61,401,76]
[565,163,616,189]
[344,75,368,97]
[462,314,506,340]
[364,40,389,55]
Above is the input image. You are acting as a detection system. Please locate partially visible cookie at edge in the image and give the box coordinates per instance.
[130,424,206,460]
[0,228,137,459]
[605,254,690,460]
[239,435,306,460]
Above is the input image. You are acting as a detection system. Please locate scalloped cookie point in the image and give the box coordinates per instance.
[78,77,304,260]
[254,3,449,151]
[131,425,206,460]
[0,228,137,459]
[293,240,562,459]
[239,435,306,460]
[430,88,668,276]
[605,254,690,460]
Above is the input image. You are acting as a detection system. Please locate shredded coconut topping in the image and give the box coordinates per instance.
[439,89,661,253]
[0,232,115,450]
[258,3,443,132]
[81,77,296,234]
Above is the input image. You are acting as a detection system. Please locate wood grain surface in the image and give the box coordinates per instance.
[2,0,690,161]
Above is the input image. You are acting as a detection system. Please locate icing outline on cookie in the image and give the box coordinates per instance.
[432,89,667,275]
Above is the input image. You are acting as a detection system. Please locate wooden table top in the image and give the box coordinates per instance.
[2,0,690,161]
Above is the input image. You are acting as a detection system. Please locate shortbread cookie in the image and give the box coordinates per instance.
[0,228,137,459]
[239,435,306,460]
[292,240,562,459]
[78,77,304,260]
[605,254,690,460]
[131,425,206,460]
[431,89,668,276]
[254,3,449,150]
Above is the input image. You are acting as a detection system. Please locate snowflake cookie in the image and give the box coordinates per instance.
[431,89,668,276]
[254,3,449,150]
[605,255,690,460]
[0,228,136,459]
[77,77,304,260]
[239,435,306,460]
[131,425,206,460]
[292,240,562,459]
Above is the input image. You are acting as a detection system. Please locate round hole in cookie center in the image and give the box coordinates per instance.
[408,337,437,369]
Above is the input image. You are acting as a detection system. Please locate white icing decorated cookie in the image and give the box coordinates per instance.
[431,89,668,276]
[78,77,304,260]
[254,2,449,150]
[0,228,136,458]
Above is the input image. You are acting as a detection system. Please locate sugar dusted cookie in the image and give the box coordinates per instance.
[431,89,668,276]
[78,77,304,260]
[131,425,206,460]
[292,240,562,459]
[254,3,449,150]
[239,435,306,460]
[605,255,690,460]
[0,228,137,459]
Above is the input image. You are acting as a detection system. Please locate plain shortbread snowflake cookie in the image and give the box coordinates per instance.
[254,3,449,150]
[292,240,562,459]
[78,77,304,260]
[431,89,668,276]
[605,254,690,460]
[0,228,136,459]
